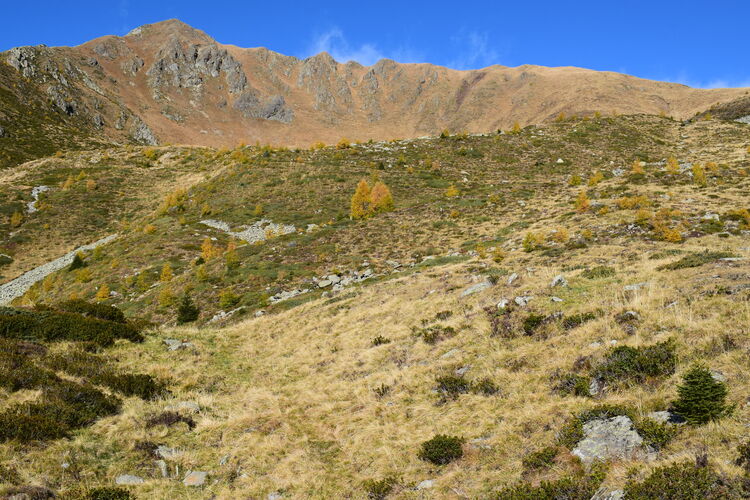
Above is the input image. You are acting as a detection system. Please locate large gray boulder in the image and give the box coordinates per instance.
[572,415,643,464]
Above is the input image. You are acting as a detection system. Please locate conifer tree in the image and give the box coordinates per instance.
[671,365,730,425]
[370,182,394,213]
[350,180,372,220]
[177,294,200,324]
[160,262,173,282]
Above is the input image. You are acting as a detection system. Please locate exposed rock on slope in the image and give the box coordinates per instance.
[0,18,747,163]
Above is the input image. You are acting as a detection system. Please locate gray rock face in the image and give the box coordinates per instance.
[147,38,247,94]
[115,474,144,485]
[183,470,208,486]
[233,92,294,123]
[572,416,643,464]
[131,117,158,145]
[591,489,625,500]
[461,280,492,297]
[7,46,38,78]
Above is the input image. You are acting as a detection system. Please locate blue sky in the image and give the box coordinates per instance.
[2,0,748,88]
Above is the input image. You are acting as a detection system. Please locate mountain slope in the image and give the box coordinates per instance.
[0,19,747,169]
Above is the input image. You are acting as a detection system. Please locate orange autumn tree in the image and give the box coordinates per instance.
[350,179,395,219]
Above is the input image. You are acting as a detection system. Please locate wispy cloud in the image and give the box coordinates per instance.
[118,0,129,34]
[665,71,750,89]
[447,30,501,70]
[304,28,423,66]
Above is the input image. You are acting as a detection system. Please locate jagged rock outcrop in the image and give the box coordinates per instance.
[233,92,294,123]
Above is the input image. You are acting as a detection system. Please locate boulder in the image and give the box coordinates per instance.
[551,274,568,287]
[572,416,643,464]
[183,471,208,487]
[165,401,201,413]
[507,273,519,285]
[460,280,492,297]
[115,474,144,485]
[416,479,434,490]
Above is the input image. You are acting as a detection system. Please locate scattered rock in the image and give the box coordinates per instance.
[115,474,144,485]
[591,489,625,500]
[589,378,603,396]
[551,296,564,303]
[268,493,283,500]
[647,411,685,424]
[219,455,230,466]
[710,370,727,382]
[440,348,460,359]
[551,275,568,287]
[163,339,193,351]
[615,310,640,323]
[507,273,519,285]
[455,365,471,376]
[497,299,510,309]
[572,416,644,464]
[623,282,650,292]
[460,280,493,297]
[155,460,168,478]
[165,401,201,413]
[156,445,181,460]
[556,158,565,164]
[0,126,5,137]
[183,471,208,487]
[702,213,720,222]
[514,296,532,307]
[416,479,434,490]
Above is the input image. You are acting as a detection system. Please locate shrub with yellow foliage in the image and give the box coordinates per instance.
[337,138,351,149]
[160,263,173,282]
[95,284,110,302]
[350,180,372,220]
[370,182,394,213]
[587,171,604,186]
[575,191,590,212]
[665,155,679,175]
[10,211,23,228]
[445,184,460,198]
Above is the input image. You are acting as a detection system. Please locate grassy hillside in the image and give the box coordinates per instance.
[2,114,750,498]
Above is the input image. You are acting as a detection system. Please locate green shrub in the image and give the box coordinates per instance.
[633,418,679,450]
[56,300,126,323]
[436,375,471,400]
[145,411,195,430]
[87,487,133,499]
[592,339,676,384]
[0,464,21,485]
[735,441,750,474]
[371,335,391,346]
[176,294,200,324]
[522,446,558,470]
[580,266,615,279]
[523,313,546,335]
[554,373,591,397]
[495,463,606,499]
[472,377,500,396]
[434,310,453,321]
[415,325,455,344]
[418,435,464,465]
[671,365,731,425]
[562,311,598,330]
[94,373,166,400]
[0,308,143,346]
[624,461,729,499]
[657,251,736,271]
[362,476,397,499]
[68,254,86,271]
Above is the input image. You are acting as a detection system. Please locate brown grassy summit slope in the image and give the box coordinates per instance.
[0,18,747,168]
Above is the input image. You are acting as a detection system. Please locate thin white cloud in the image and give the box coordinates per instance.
[304,28,424,66]
[307,28,384,66]
[447,30,500,70]
[665,71,750,89]
[118,0,129,33]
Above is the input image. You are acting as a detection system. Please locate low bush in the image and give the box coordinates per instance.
[87,487,134,500]
[657,251,736,271]
[371,335,391,346]
[436,375,471,400]
[362,476,397,499]
[580,266,615,279]
[562,311,598,330]
[495,463,606,499]
[522,446,558,470]
[472,377,500,396]
[0,308,143,346]
[418,435,464,465]
[56,300,126,323]
[633,418,679,450]
[145,411,196,430]
[522,313,547,335]
[176,294,200,324]
[735,441,750,474]
[624,461,735,499]
[592,339,677,384]
[553,373,591,397]
[414,325,456,344]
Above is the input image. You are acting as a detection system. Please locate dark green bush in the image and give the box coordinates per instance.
[554,373,591,397]
[633,418,679,450]
[522,446,558,470]
[657,251,736,271]
[418,435,464,465]
[68,254,86,271]
[592,339,676,384]
[472,377,500,396]
[436,375,471,399]
[145,411,196,430]
[87,487,133,500]
[671,365,731,425]
[415,325,456,344]
[371,335,391,346]
[523,313,546,335]
[94,373,166,400]
[495,463,606,499]
[0,485,56,499]
[434,310,453,321]
[562,311,598,330]
[176,294,200,324]
[624,461,730,499]
[735,441,750,474]
[363,476,397,499]
[56,299,126,323]
[0,463,21,485]
[0,308,143,346]
[580,266,615,279]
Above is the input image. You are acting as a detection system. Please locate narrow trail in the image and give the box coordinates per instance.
[0,234,118,306]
